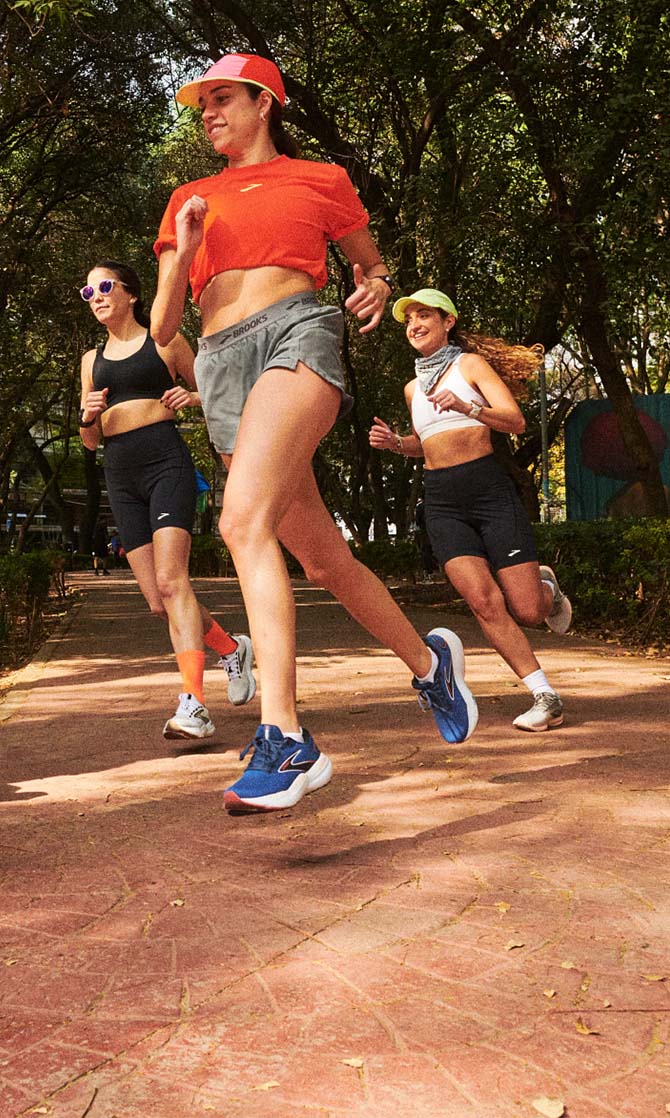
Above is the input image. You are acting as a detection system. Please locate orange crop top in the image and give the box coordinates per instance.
[153,155,369,304]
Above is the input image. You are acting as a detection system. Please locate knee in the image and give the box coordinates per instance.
[466,585,507,625]
[219,504,263,553]
[154,570,188,605]
[300,547,356,590]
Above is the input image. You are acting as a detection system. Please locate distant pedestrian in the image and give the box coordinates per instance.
[92,520,110,576]
[109,530,123,567]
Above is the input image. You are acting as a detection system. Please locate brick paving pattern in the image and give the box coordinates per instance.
[1,571,669,1117]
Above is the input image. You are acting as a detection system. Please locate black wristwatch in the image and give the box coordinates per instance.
[78,408,97,428]
[370,274,396,295]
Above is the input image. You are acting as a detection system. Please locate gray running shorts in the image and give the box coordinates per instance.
[194,292,354,454]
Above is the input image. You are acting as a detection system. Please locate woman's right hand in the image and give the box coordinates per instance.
[369,416,398,450]
[175,194,208,260]
[81,386,108,423]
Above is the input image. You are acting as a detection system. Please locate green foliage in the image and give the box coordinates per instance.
[0,548,56,664]
[188,535,232,578]
[350,538,422,581]
[534,518,670,645]
[11,0,92,26]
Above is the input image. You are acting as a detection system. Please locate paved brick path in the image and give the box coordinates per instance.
[1,571,669,1118]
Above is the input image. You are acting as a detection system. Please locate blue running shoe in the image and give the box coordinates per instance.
[412,627,478,743]
[224,724,333,815]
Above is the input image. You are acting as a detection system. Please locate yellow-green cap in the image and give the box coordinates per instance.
[392,288,458,323]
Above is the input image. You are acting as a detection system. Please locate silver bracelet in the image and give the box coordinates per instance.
[395,435,403,453]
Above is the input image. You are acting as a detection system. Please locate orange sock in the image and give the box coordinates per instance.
[176,650,206,705]
[203,619,238,657]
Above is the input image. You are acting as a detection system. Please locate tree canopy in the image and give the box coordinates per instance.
[2,0,668,548]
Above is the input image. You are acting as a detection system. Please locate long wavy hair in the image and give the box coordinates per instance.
[92,260,150,328]
[445,314,543,399]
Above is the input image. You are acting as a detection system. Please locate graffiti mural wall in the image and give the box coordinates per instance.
[564,396,670,520]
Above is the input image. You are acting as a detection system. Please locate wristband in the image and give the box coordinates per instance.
[78,408,97,428]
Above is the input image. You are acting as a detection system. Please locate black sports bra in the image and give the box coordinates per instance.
[92,332,174,408]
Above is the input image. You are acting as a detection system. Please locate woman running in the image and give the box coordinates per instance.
[78,260,255,739]
[370,288,571,732]
[151,53,478,814]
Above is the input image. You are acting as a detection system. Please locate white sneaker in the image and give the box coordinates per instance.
[217,634,256,706]
[513,691,564,732]
[540,565,572,634]
[163,693,215,740]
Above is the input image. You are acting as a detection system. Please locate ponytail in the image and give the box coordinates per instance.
[449,326,543,399]
[244,83,301,158]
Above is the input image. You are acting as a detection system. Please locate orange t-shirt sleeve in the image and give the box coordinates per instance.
[323,165,369,242]
[153,189,182,257]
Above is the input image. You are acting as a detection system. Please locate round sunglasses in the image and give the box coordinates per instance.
[80,279,129,301]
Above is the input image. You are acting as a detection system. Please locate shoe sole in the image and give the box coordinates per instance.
[426,627,479,742]
[224,752,333,815]
[226,635,257,706]
[229,635,258,702]
[163,721,216,740]
[512,713,564,732]
[540,565,572,634]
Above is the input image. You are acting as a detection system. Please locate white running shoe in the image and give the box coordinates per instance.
[217,634,256,706]
[163,693,215,740]
[540,565,573,634]
[513,691,564,732]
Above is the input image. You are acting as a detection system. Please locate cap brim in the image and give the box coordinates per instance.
[176,75,283,108]
[392,297,413,323]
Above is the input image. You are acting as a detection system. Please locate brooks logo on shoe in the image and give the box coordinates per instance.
[278,750,314,774]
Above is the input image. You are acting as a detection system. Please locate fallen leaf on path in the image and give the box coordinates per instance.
[252,1081,280,1091]
[531,1097,565,1118]
[575,1016,600,1035]
[342,1057,364,1068]
[504,938,525,951]
[495,901,511,914]
[560,960,577,969]
[603,999,612,1008]
[543,989,556,999]
[641,974,666,982]
[171,898,185,907]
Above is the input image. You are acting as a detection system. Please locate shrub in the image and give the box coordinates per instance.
[0,549,55,665]
[189,534,232,577]
[350,538,422,581]
[535,519,670,645]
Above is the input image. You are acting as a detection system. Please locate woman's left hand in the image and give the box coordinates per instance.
[426,387,468,414]
[161,386,196,411]
[345,263,389,334]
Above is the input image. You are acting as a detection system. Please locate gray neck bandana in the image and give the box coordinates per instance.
[414,344,462,394]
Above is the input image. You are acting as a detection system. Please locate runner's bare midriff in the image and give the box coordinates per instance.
[199,266,316,336]
[422,426,493,470]
[100,399,176,438]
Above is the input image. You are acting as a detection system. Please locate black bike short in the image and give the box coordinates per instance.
[103,421,197,554]
[423,453,537,571]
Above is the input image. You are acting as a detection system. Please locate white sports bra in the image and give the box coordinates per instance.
[412,359,488,443]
